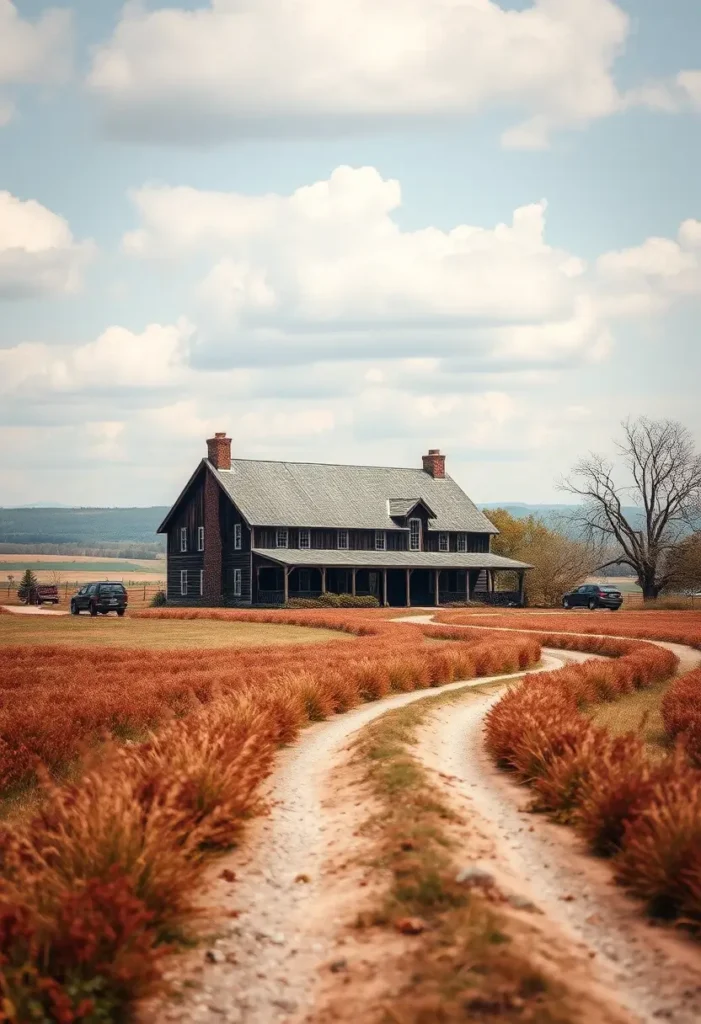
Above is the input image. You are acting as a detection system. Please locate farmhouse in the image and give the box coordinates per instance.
[157,433,531,607]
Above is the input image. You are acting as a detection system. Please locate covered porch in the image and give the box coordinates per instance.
[252,550,529,607]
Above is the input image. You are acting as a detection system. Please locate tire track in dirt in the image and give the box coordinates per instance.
[403,615,701,1023]
[416,685,701,1024]
[149,655,568,1024]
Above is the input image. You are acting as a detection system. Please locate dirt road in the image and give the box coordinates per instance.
[147,618,701,1023]
[151,655,569,1024]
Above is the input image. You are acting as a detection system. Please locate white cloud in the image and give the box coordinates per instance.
[0,191,93,298]
[122,166,701,368]
[0,319,195,396]
[596,220,701,316]
[0,2,72,124]
[127,167,590,362]
[621,69,701,116]
[677,71,701,110]
[89,0,643,147]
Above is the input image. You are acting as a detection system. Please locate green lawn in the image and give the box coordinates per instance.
[0,614,352,651]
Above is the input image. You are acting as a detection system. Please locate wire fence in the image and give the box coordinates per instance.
[1,581,166,608]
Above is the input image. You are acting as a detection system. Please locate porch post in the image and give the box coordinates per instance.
[487,569,494,594]
[465,569,471,603]
[518,570,525,606]
[406,568,411,607]
[382,569,388,607]
[321,566,327,595]
[283,567,290,605]
[434,569,440,607]
[351,568,357,597]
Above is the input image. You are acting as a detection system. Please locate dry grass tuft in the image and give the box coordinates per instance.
[0,609,540,1021]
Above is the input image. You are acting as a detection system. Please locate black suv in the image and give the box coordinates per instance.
[562,584,623,611]
[71,582,128,616]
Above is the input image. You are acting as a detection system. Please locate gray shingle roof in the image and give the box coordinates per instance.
[388,497,436,519]
[214,459,498,533]
[252,549,530,570]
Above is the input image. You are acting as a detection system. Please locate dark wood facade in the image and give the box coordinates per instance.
[251,526,489,553]
[161,464,524,608]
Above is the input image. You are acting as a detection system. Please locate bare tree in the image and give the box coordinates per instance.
[562,417,701,600]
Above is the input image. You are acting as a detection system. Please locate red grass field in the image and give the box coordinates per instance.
[0,609,540,1021]
[468,624,701,931]
[437,609,701,650]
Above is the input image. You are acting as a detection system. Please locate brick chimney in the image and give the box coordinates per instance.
[207,432,232,471]
[422,448,446,479]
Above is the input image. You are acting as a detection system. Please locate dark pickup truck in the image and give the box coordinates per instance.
[70,582,128,616]
[23,584,60,606]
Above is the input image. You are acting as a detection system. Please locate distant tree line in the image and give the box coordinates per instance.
[0,506,168,555]
[0,543,165,559]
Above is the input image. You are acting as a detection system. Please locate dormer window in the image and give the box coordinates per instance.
[375,530,386,551]
[438,533,449,552]
[457,534,467,552]
[299,528,310,549]
[276,528,288,548]
[338,529,349,549]
[409,518,421,552]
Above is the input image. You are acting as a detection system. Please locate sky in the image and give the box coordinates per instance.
[1,0,700,509]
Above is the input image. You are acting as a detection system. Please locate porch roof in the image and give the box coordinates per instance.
[252,548,531,571]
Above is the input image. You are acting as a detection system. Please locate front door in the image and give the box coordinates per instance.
[368,572,379,596]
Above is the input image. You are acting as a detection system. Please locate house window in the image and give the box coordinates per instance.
[439,533,449,552]
[375,530,386,551]
[233,568,242,597]
[298,569,311,591]
[180,569,187,596]
[338,529,349,549]
[409,518,421,552]
[197,526,204,551]
[457,534,467,552]
[199,569,204,596]
[299,528,310,549]
[276,528,288,548]
[180,527,187,553]
[234,523,242,550]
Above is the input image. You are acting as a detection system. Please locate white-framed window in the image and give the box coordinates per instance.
[180,527,187,552]
[456,534,467,552]
[409,518,421,552]
[199,569,204,596]
[439,533,449,552]
[276,528,288,548]
[234,523,242,551]
[298,569,311,591]
[338,529,349,549]
[375,530,386,551]
[299,528,310,549]
[197,526,204,551]
[233,568,242,597]
[180,569,187,596]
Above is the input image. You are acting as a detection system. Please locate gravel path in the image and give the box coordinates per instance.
[417,686,701,1024]
[404,614,701,1024]
[152,654,567,1024]
[153,615,701,1023]
[0,604,69,615]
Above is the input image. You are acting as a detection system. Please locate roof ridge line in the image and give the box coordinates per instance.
[227,457,448,473]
